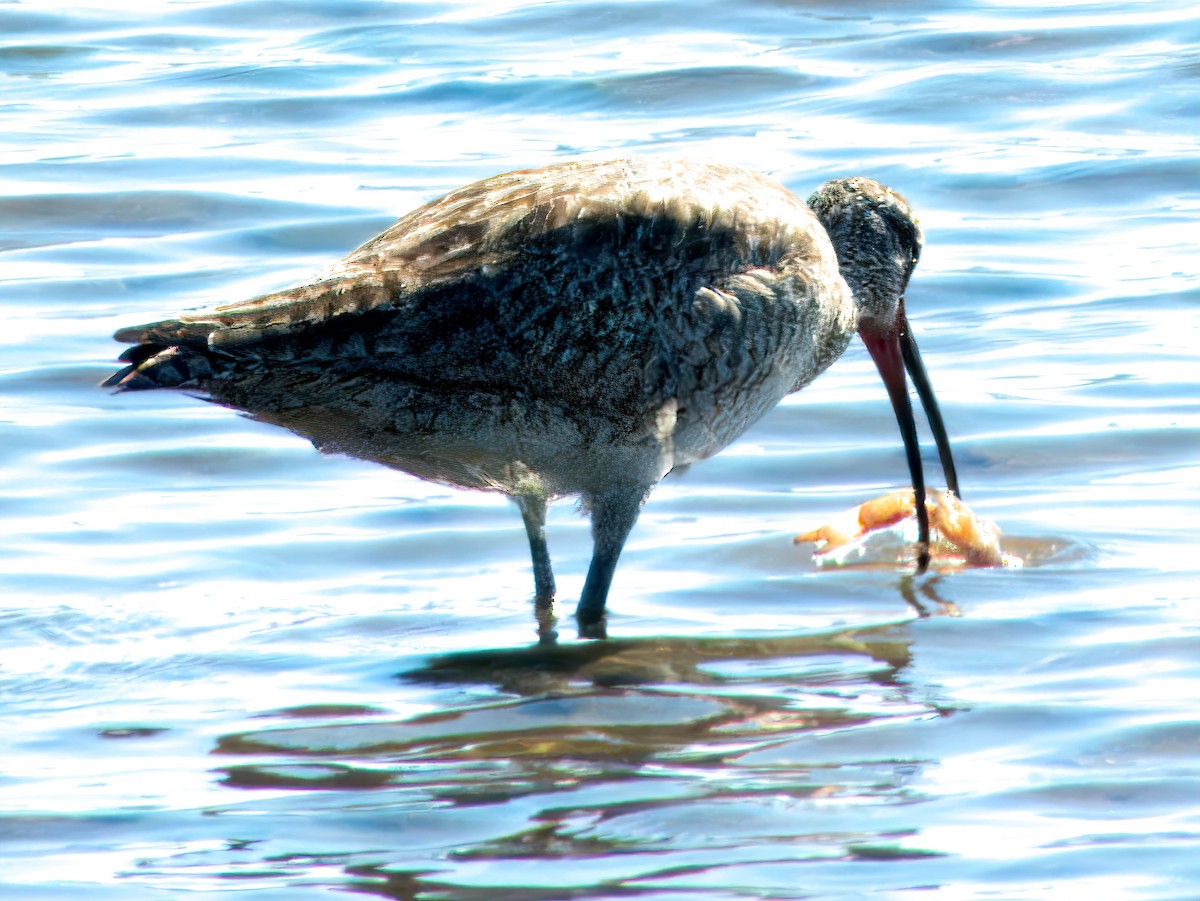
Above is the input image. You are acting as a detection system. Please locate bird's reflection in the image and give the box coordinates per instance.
[214,623,924,775]
[899,573,962,618]
[402,624,914,694]
[203,618,949,900]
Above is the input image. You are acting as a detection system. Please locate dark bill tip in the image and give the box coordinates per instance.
[900,328,960,500]
[860,328,932,569]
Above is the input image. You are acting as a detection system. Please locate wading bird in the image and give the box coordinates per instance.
[106,157,959,636]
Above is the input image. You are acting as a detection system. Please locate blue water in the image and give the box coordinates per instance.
[3,1,1200,898]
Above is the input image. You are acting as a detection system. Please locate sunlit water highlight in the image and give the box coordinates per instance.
[2,1,1200,898]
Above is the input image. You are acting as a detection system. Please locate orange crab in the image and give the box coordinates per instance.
[795,489,1019,567]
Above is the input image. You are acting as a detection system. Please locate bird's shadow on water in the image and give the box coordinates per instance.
[201,590,964,899]
[214,619,942,788]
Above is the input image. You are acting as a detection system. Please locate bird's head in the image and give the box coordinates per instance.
[808,177,958,572]
[807,176,922,338]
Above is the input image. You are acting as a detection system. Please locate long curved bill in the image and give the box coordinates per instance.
[859,313,959,573]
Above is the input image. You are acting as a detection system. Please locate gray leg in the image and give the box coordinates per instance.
[575,483,654,637]
[515,493,556,604]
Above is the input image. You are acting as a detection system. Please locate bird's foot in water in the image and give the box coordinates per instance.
[535,593,559,645]
[574,597,608,640]
[531,591,607,642]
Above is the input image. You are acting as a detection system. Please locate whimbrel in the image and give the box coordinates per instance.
[105,158,959,636]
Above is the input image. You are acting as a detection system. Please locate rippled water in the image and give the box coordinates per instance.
[3,1,1200,897]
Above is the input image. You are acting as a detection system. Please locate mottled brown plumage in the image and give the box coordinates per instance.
[106,157,957,636]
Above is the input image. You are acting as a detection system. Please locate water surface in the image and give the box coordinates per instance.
[2,1,1200,898]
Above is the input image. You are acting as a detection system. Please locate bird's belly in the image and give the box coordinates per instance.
[207,366,674,499]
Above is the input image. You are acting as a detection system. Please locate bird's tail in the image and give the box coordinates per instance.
[102,320,221,390]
